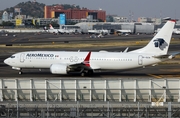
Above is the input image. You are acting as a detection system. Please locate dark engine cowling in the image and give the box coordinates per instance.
[50,64,68,74]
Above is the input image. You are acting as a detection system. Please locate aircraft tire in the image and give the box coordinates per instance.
[81,72,85,77]
[87,70,94,76]
[19,71,22,75]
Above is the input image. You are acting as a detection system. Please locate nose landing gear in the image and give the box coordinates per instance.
[19,71,22,75]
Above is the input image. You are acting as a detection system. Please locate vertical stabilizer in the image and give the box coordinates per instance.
[49,24,54,30]
[130,20,175,55]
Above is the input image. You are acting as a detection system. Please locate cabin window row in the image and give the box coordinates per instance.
[63,58,133,61]
[25,57,133,61]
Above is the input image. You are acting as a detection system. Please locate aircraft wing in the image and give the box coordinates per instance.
[68,51,100,72]
[69,62,92,70]
[69,63,100,70]
[69,51,101,71]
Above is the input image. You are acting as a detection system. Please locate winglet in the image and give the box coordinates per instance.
[170,19,176,22]
[83,52,91,67]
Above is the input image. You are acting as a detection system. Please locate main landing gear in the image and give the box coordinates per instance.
[81,70,94,77]
[18,69,22,75]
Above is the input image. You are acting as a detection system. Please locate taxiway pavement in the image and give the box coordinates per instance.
[0,33,180,78]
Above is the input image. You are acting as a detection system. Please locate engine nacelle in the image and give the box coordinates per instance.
[50,64,68,74]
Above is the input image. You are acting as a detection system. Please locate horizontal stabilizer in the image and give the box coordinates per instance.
[153,52,180,59]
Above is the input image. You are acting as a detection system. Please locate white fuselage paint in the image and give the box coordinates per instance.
[4,51,165,70]
[4,20,176,75]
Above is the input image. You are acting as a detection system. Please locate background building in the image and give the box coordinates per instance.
[44,5,106,22]
[2,11,9,21]
[113,16,128,22]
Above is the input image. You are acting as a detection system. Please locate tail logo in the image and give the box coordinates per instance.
[153,38,168,50]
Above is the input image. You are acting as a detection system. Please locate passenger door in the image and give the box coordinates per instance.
[138,55,143,65]
[20,53,25,63]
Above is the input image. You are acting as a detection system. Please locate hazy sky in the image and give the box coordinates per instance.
[1,0,180,20]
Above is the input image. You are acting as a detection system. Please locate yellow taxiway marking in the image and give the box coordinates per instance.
[159,75,180,78]
[11,38,18,42]
[148,74,163,79]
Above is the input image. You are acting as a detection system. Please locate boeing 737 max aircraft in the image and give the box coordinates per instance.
[4,20,178,76]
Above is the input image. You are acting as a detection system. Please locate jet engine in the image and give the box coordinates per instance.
[50,64,68,74]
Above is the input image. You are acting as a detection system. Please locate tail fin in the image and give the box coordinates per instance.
[49,24,54,30]
[131,20,175,55]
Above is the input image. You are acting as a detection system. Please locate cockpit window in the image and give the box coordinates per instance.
[11,56,15,58]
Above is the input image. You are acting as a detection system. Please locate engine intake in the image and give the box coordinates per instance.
[50,64,68,74]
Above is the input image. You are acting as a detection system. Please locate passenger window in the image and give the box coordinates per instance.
[11,56,15,58]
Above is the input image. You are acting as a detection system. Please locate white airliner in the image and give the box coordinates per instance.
[48,24,59,34]
[88,29,109,35]
[116,29,131,36]
[48,24,77,34]
[48,24,67,34]
[4,20,178,76]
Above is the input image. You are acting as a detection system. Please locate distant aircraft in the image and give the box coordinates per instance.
[88,29,99,34]
[48,24,59,34]
[116,30,131,36]
[48,24,78,34]
[88,29,109,35]
[156,28,180,35]
[48,24,68,34]
[4,20,179,76]
[173,28,180,35]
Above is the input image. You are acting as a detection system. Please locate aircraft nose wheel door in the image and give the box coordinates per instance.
[20,53,25,63]
[138,55,143,65]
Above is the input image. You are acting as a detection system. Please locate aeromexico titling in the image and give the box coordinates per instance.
[4,20,179,76]
[26,53,54,57]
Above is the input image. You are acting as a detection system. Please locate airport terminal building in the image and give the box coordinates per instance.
[44,5,106,22]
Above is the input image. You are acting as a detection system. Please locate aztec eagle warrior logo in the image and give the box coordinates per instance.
[153,38,168,50]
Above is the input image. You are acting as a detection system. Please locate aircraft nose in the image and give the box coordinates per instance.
[4,58,9,65]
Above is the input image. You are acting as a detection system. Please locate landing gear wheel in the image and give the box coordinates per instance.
[19,71,22,75]
[81,72,85,77]
[87,70,94,76]
[81,70,94,77]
